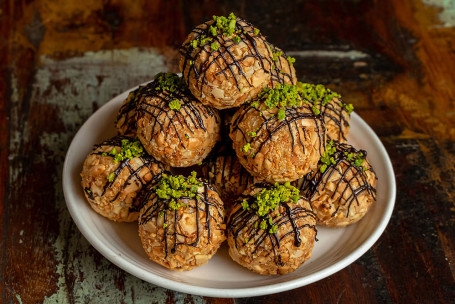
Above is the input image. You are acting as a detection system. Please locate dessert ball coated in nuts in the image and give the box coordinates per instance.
[268,44,297,88]
[227,183,317,275]
[294,141,377,227]
[81,136,167,222]
[115,85,148,137]
[297,82,352,142]
[136,73,221,167]
[138,172,226,271]
[230,83,326,183]
[200,151,254,211]
[179,13,272,109]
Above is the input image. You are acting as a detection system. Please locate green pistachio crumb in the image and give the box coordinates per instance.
[108,138,144,163]
[320,164,327,173]
[268,225,278,234]
[153,72,185,93]
[154,172,202,211]
[242,143,251,152]
[232,35,241,43]
[107,172,115,182]
[191,40,198,48]
[209,25,217,36]
[277,108,286,120]
[210,42,220,51]
[212,12,237,37]
[296,82,342,109]
[163,223,168,228]
[286,56,296,65]
[253,28,260,35]
[345,103,354,114]
[247,131,257,137]
[169,99,181,110]
[238,183,300,236]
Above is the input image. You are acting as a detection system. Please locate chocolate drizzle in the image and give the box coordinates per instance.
[139,178,224,259]
[268,44,296,88]
[227,183,317,266]
[293,141,377,217]
[90,136,165,205]
[179,17,272,95]
[231,102,326,159]
[316,99,350,142]
[136,77,219,149]
[115,86,147,135]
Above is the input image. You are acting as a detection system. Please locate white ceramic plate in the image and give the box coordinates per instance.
[62,85,396,298]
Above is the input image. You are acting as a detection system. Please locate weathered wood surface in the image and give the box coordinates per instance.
[1,0,454,303]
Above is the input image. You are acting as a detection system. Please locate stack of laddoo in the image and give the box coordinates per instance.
[80,12,377,275]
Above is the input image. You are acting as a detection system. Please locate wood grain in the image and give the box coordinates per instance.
[1,0,454,303]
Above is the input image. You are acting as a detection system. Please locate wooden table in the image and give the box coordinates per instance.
[1,0,454,303]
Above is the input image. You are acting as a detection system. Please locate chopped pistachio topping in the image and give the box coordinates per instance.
[212,12,237,37]
[296,82,354,115]
[108,138,144,163]
[169,99,181,110]
[210,42,220,51]
[320,141,368,173]
[247,131,257,137]
[286,56,296,65]
[251,83,304,120]
[107,172,115,182]
[320,140,337,173]
[271,50,283,62]
[344,103,354,114]
[153,73,186,109]
[241,183,300,235]
[354,152,365,167]
[253,28,260,35]
[241,143,251,152]
[163,223,168,228]
[232,35,241,43]
[277,108,286,120]
[154,72,184,93]
[154,172,202,211]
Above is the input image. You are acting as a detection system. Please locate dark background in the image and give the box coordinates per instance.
[1,0,454,303]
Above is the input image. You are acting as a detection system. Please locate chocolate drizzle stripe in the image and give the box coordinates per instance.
[268,44,296,88]
[179,17,272,95]
[316,98,350,141]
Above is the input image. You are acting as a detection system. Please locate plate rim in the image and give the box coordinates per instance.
[62,84,396,298]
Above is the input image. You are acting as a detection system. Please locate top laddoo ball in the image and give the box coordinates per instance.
[136,73,221,167]
[179,13,273,109]
[230,83,327,183]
